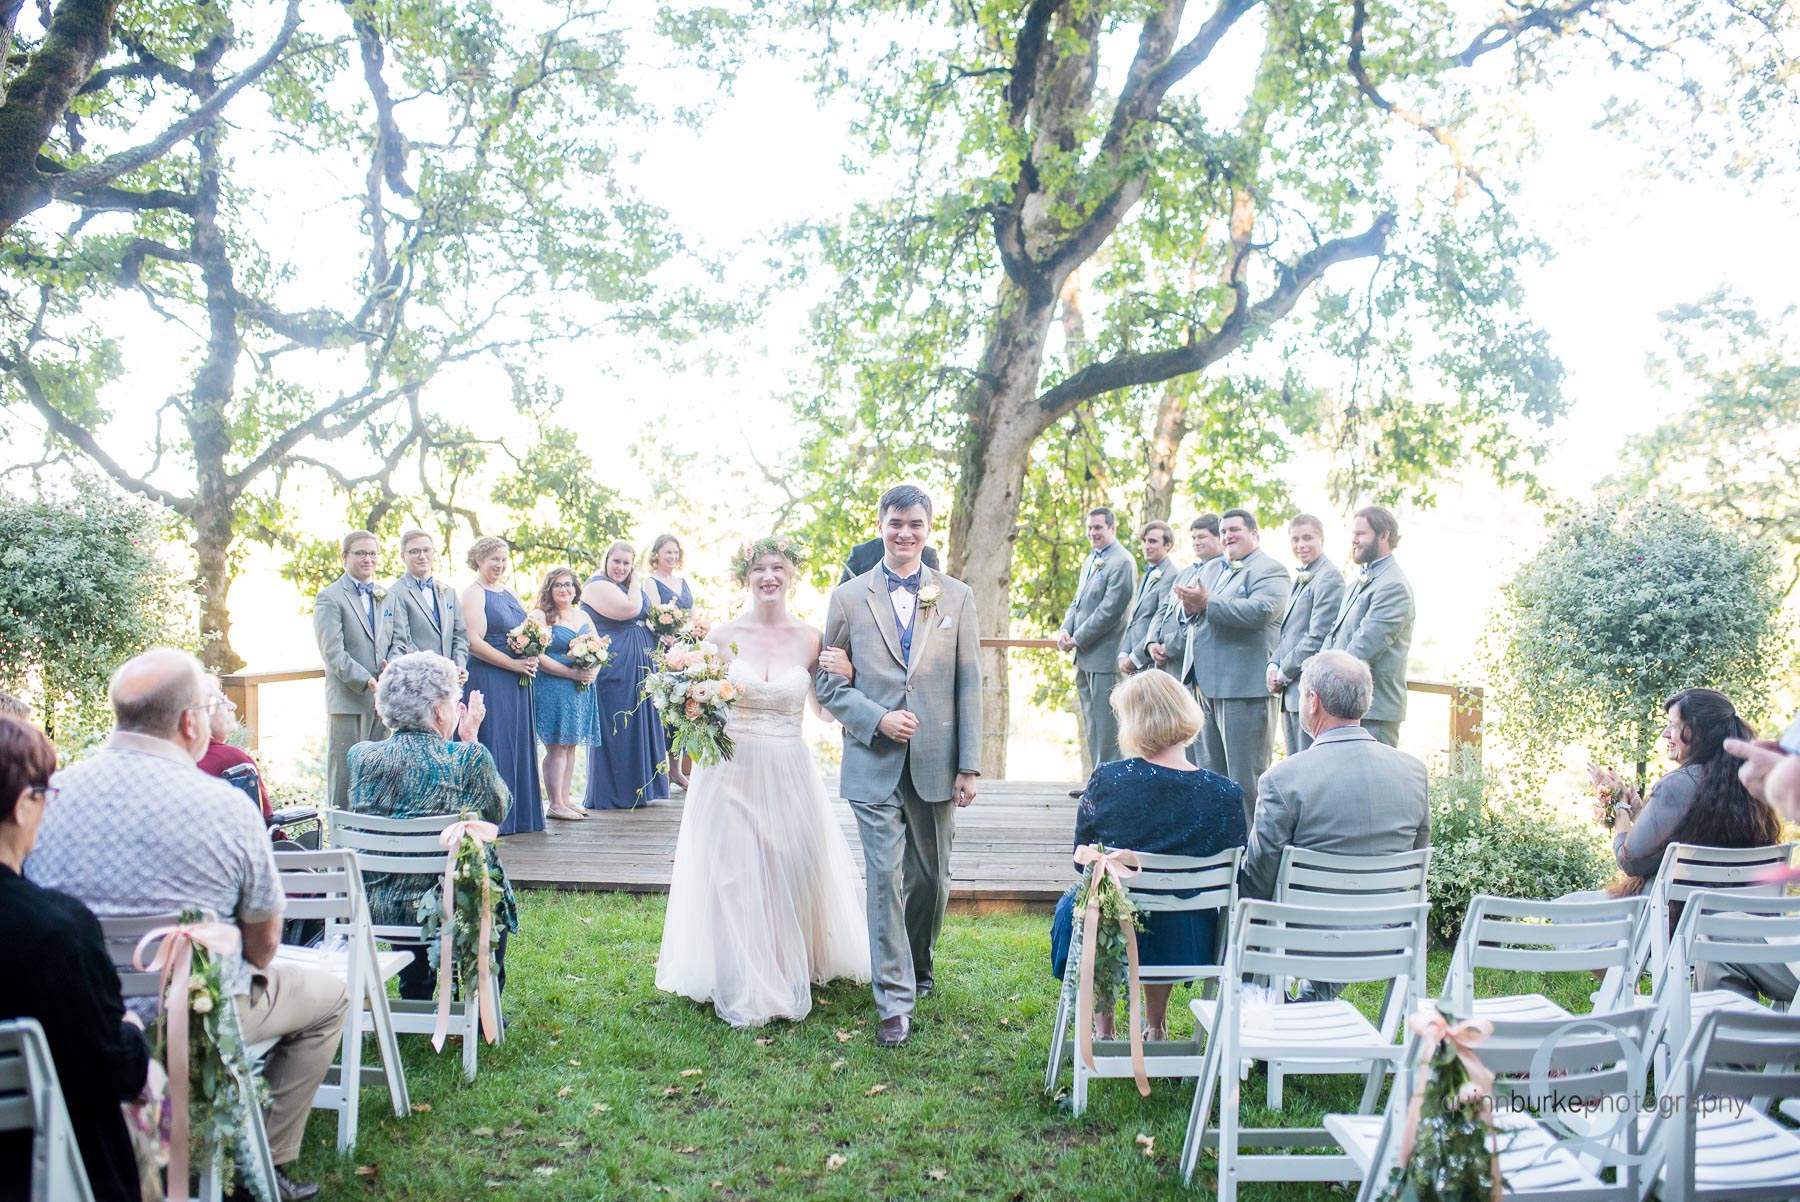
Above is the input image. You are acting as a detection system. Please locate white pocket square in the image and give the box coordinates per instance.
[938,616,952,630]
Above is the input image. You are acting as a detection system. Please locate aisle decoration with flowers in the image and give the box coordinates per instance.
[1066,843,1150,1096]
[415,814,504,1050]
[642,638,738,768]
[133,908,271,1202]
[1376,1000,1503,1202]
[565,631,611,690]
[505,617,552,686]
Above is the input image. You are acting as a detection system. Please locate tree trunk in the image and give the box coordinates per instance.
[194,514,243,672]
[1142,379,1187,523]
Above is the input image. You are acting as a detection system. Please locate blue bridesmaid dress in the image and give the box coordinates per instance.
[581,578,670,809]
[534,619,603,748]
[652,576,693,616]
[464,587,545,834]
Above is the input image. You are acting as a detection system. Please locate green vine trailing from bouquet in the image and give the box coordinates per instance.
[1377,1001,1505,1202]
[1070,854,1143,1012]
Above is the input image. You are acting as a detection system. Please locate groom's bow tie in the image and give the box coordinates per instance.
[886,572,921,595]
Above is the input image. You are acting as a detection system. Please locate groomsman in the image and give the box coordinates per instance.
[1175,508,1289,826]
[387,529,470,675]
[1266,514,1345,755]
[1324,505,1415,747]
[313,531,393,809]
[1057,507,1137,773]
[1145,513,1222,677]
[1117,521,1177,676]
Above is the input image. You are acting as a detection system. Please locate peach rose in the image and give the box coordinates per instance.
[717,681,738,702]
[690,680,717,704]
[663,647,689,671]
[684,698,703,720]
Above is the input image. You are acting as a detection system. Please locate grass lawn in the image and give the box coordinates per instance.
[291,891,1600,1201]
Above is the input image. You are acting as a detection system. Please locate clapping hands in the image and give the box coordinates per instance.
[458,692,486,742]
[1586,761,1640,831]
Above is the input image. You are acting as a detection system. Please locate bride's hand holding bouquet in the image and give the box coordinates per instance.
[644,639,738,766]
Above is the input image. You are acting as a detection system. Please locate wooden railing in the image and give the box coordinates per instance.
[223,647,1481,764]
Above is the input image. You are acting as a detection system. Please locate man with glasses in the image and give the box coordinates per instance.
[194,675,273,819]
[386,528,469,678]
[313,531,393,810]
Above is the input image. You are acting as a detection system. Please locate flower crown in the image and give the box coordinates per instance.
[731,535,807,585]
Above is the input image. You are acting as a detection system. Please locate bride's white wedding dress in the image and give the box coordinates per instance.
[655,662,870,1027]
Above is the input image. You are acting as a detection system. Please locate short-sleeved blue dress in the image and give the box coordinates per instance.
[581,579,670,809]
[1049,758,1247,978]
[534,616,603,748]
[463,587,545,835]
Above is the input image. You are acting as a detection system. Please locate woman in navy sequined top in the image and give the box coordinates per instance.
[1050,670,1246,1040]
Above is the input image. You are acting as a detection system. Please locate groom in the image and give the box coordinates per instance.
[818,484,983,1047]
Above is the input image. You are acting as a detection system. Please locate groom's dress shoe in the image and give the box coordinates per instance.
[876,1015,911,1047]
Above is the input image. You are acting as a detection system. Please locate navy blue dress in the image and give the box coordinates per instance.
[581,579,669,809]
[652,576,694,614]
[463,587,545,835]
[1049,758,1247,978]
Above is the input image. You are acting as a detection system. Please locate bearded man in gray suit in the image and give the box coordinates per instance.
[387,529,470,675]
[1324,505,1415,748]
[1267,514,1345,756]
[817,485,982,1048]
[1174,508,1289,826]
[1056,507,1137,771]
[1116,520,1177,677]
[313,531,393,810]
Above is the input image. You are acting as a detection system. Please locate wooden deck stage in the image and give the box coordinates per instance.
[499,778,1081,912]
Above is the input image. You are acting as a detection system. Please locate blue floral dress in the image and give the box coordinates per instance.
[534,617,603,747]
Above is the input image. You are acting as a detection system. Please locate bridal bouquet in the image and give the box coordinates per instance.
[565,631,611,691]
[643,639,739,766]
[505,617,553,686]
[647,602,688,641]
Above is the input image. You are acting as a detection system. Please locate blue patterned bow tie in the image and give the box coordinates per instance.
[353,581,374,597]
[886,572,921,595]
[416,576,434,591]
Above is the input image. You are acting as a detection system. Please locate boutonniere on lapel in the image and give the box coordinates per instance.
[371,586,388,602]
[916,583,943,613]
[1146,568,1163,585]
[1295,570,1313,586]
[1224,559,1245,578]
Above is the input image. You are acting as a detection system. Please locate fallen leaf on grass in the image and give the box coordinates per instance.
[825,1154,847,1171]
[557,1139,578,1149]
[865,1084,889,1096]
[663,1086,683,1097]
[471,1127,495,1137]
[834,1029,854,1043]
[579,917,593,925]
[503,1122,523,1137]
[999,1017,1010,1026]
[830,1058,847,1071]
[711,1181,723,1189]
[677,1146,697,1155]
[565,974,585,982]
[927,1169,947,1181]
[680,1068,703,1077]
[354,1166,376,1178]
[533,1166,557,1177]
[568,1059,582,1067]
[409,1103,432,1113]
[556,1086,572,1098]
[590,1103,611,1114]
[1136,1133,1156,1159]
[754,1037,774,1046]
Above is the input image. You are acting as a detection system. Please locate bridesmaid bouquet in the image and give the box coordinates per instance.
[565,632,611,691]
[643,639,739,766]
[647,601,688,641]
[505,617,552,686]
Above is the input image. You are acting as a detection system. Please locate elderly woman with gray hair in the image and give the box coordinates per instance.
[348,652,520,1000]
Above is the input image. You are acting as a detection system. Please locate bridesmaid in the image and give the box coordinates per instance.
[460,536,545,834]
[580,540,669,809]
[529,566,601,822]
[647,533,696,790]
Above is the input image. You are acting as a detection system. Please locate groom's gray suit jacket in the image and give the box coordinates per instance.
[817,566,984,801]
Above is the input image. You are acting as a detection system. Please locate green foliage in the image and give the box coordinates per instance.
[1492,498,1788,786]
[493,427,635,579]
[1374,1002,1500,1202]
[0,485,187,737]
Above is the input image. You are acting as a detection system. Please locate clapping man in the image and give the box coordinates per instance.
[1267,514,1345,755]
[388,529,470,680]
[1145,514,1222,679]
[1324,506,1415,748]
[314,531,393,810]
[1057,507,1137,775]
[1117,520,1177,677]
[1176,508,1289,826]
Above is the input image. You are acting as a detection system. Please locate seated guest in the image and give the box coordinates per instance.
[1587,688,1791,1001]
[1049,670,1247,1041]
[27,649,345,1202]
[0,716,150,1202]
[195,674,272,820]
[1242,650,1430,903]
[0,690,30,720]
[349,652,519,1001]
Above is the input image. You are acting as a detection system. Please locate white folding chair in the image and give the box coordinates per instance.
[327,809,502,1083]
[1444,893,1647,1023]
[98,912,280,1202]
[1645,887,1800,1086]
[1330,1007,1654,1202]
[272,848,413,1150]
[1646,1009,1800,1201]
[1634,842,1793,990]
[0,1018,96,1202]
[1254,846,1430,1108]
[1177,900,1429,1200]
[1043,846,1241,1113]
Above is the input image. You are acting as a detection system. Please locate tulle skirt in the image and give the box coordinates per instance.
[656,730,870,1027]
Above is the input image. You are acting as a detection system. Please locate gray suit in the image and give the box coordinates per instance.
[1179,549,1289,826]
[818,566,982,1020]
[1241,724,1430,901]
[313,574,393,809]
[1117,559,1177,672]
[1146,558,1214,681]
[1270,557,1346,755]
[1057,540,1136,767]
[386,574,470,668]
[1324,557,1415,746]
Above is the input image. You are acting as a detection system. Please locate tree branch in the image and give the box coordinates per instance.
[1455,0,1603,68]
[118,236,192,286]
[0,0,120,231]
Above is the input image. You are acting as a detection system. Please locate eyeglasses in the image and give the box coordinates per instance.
[187,698,227,715]
[404,546,434,556]
[27,784,58,804]
[348,550,381,560]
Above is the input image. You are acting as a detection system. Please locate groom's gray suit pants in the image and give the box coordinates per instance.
[849,765,955,1020]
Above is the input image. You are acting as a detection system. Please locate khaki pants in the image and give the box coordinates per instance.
[238,960,350,1164]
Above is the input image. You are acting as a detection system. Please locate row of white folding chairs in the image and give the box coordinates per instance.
[1,1018,96,1202]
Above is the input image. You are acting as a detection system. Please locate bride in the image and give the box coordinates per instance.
[655,536,870,1027]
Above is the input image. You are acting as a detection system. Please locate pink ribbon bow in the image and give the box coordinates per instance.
[1073,844,1150,1097]
[431,819,502,1052]
[133,920,243,1202]
[1397,1002,1502,1201]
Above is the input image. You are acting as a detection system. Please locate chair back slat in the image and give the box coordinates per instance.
[1233,900,1427,985]
[1677,890,1800,977]
[97,910,191,1003]
[1686,1010,1800,1101]
[1275,848,1430,915]
[1119,847,1240,916]
[1472,914,1641,949]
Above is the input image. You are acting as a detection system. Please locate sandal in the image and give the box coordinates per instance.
[547,806,587,821]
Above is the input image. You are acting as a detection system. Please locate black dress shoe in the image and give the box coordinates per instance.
[1067,788,1084,799]
[875,1014,911,1047]
[276,1169,321,1202]
[916,978,934,999]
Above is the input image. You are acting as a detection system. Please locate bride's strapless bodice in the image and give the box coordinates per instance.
[724,662,809,738]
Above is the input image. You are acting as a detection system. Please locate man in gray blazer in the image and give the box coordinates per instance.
[1324,505,1415,747]
[1116,520,1177,677]
[1145,513,1222,679]
[818,485,982,1048]
[1241,650,1430,903]
[1266,514,1346,756]
[1175,508,1290,826]
[313,531,393,810]
[386,529,470,674]
[1056,507,1137,771]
